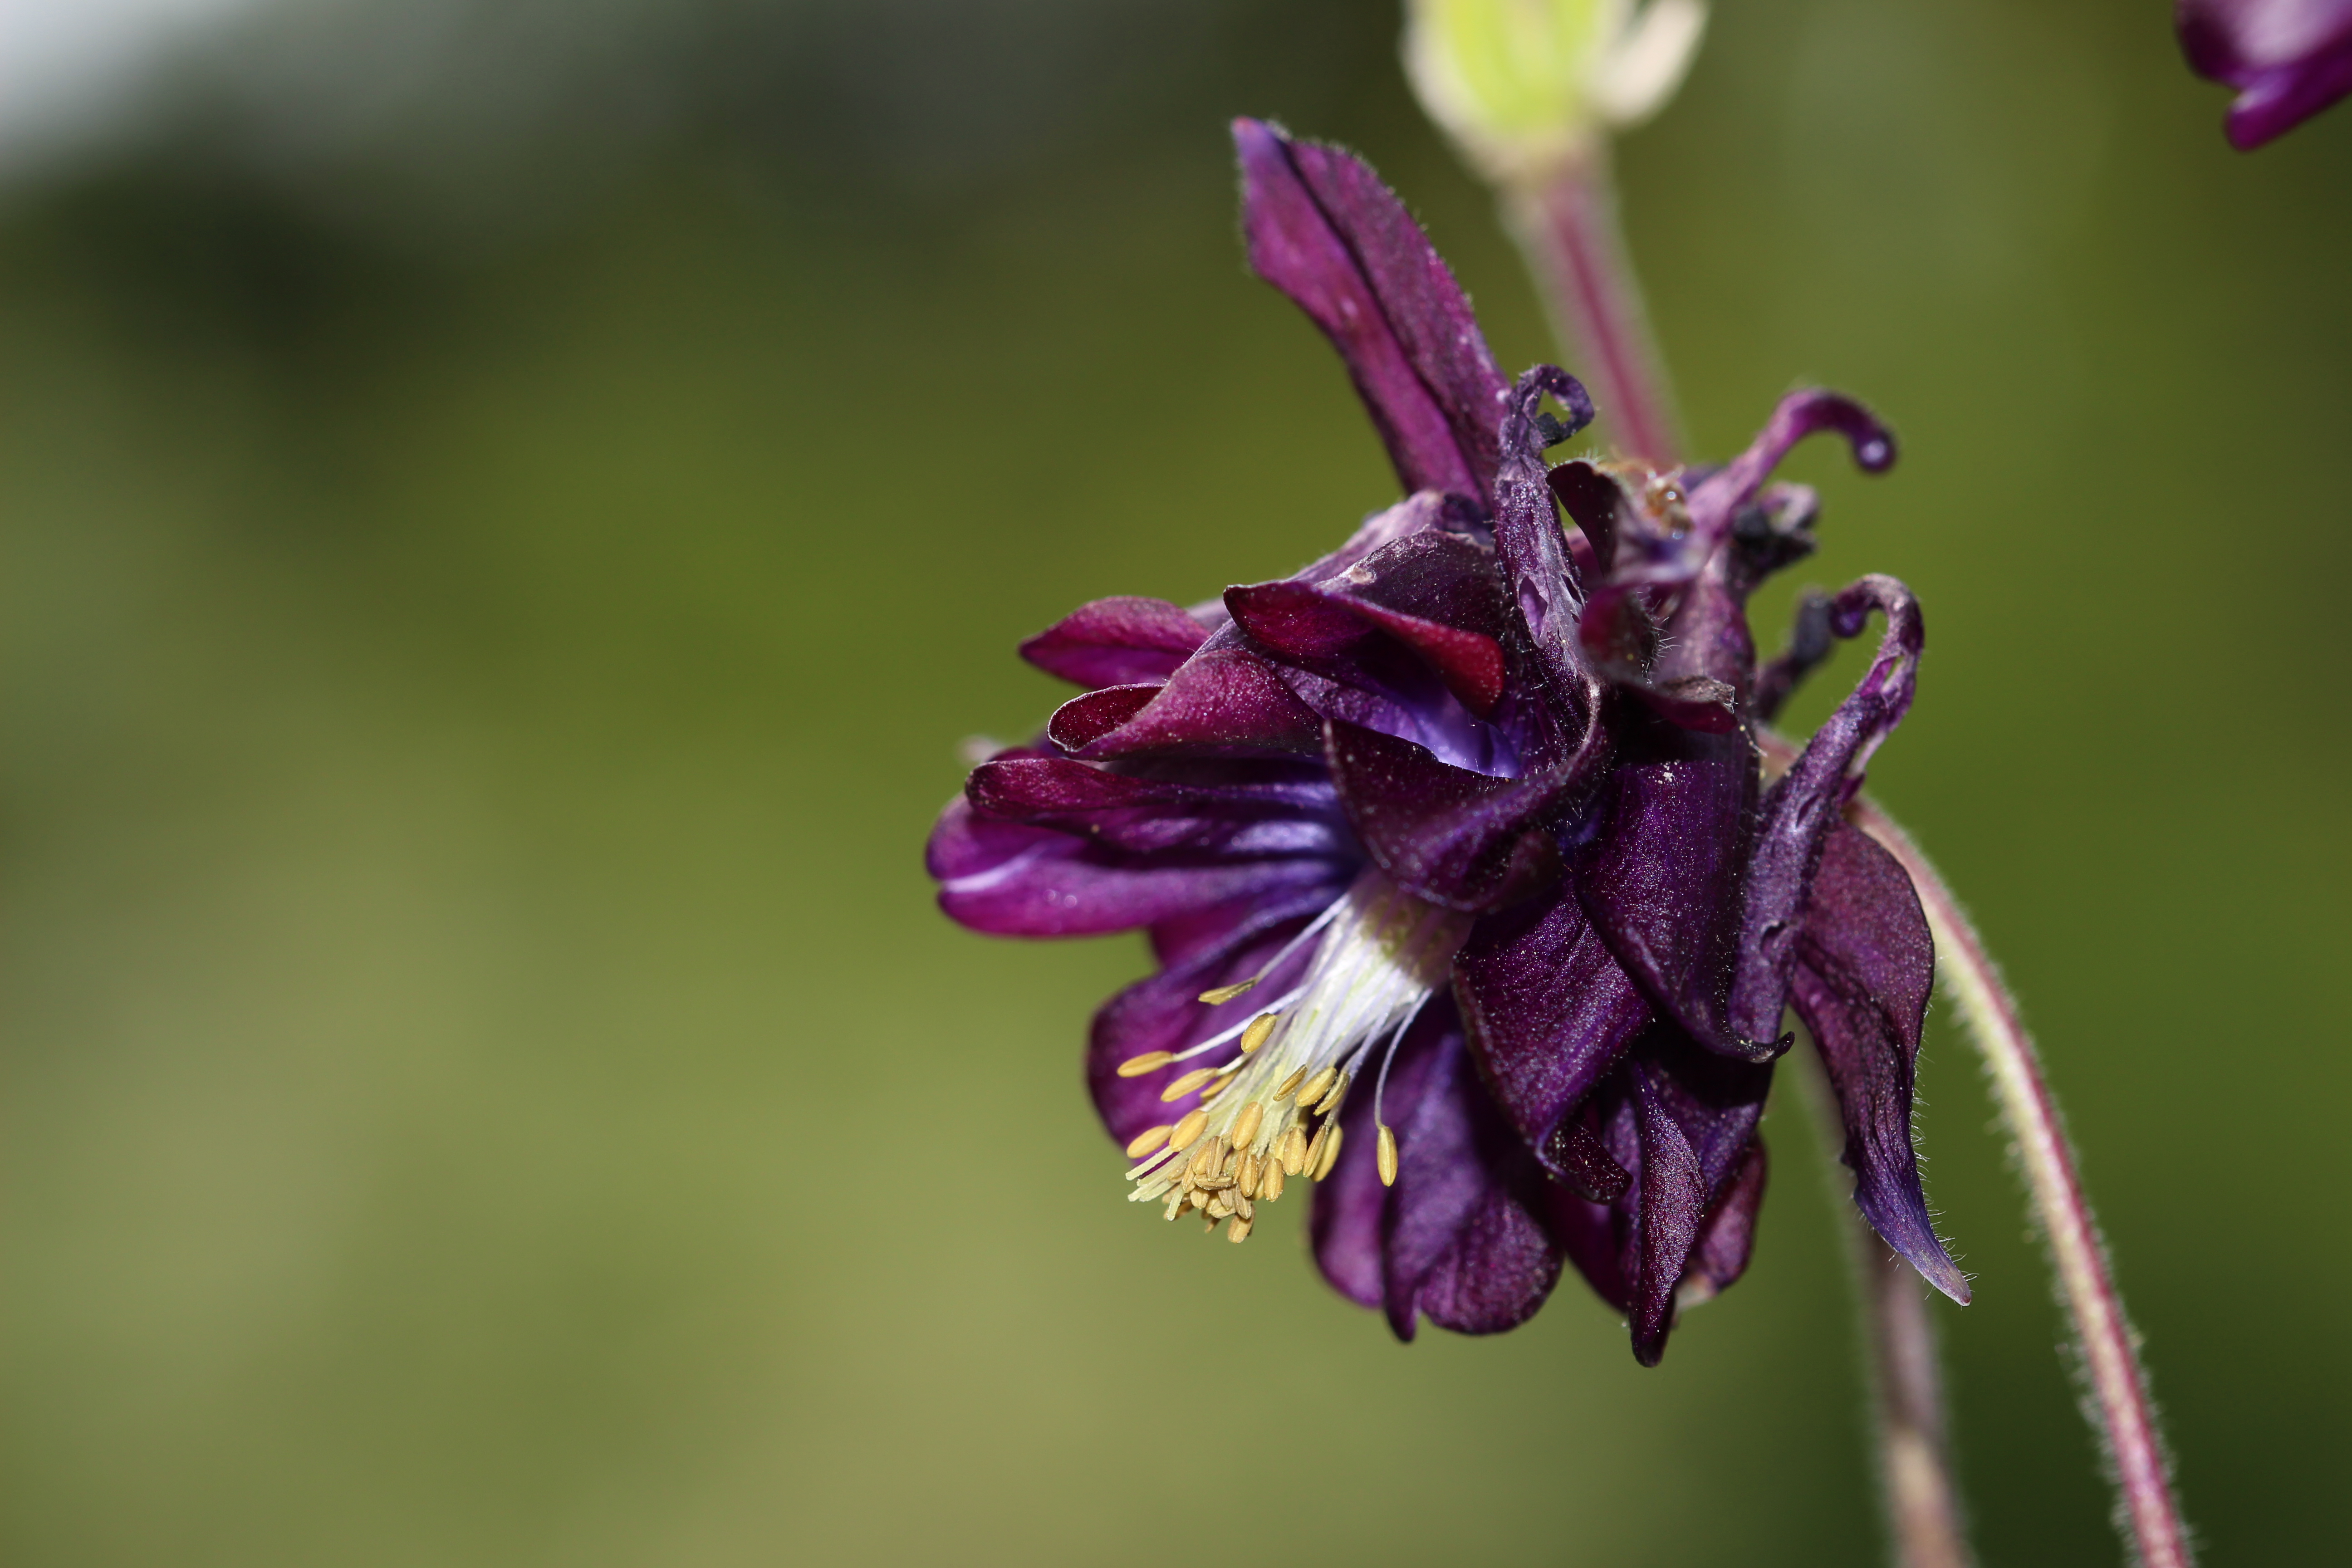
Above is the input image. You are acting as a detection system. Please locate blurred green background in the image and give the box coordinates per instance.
[2,0,2344,1563]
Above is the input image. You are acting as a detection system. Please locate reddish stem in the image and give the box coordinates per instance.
[1507,151,1681,467]
[1845,794,2195,1568]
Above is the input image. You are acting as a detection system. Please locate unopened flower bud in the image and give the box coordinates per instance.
[1403,0,1709,185]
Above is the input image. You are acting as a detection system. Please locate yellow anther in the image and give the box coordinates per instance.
[1189,1135,1227,1178]
[1116,1050,1175,1078]
[1273,1067,1308,1100]
[1230,1100,1265,1150]
[1167,1109,1210,1152]
[1314,1123,1345,1181]
[1161,1067,1217,1102]
[1233,1191,1254,1222]
[1197,979,1258,1005]
[1377,1123,1399,1187]
[1127,1125,1173,1159]
[1314,1071,1351,1115]
[1239,1012,1280,1055]
[1227,1217,1254,1244]
[1237,1151,1261,1196]
[1260,1160,1287,1202]
[1280,1127,1310,1175]
[1199,1073,1235,1104]
[1206,1193,1235,1220]
[1296,1067,1338,1107]
[1303,1124,1329,1180]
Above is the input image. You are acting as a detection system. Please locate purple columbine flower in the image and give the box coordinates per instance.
[2177,0,2352,147]
[927,119,1967,1363]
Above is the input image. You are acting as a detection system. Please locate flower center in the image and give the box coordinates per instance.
[1115,867,1472,1242]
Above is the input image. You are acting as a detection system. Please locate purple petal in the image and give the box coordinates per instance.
[1021,597,1210,688]
[1573,721,1774,1060]
[1728,576,1921,1044]
[1789,823,1970,1303]
[1323,719,1576,911]
[1490,370,1607,763]
[966,755,1348,857]
[929,794,1338,936]
[1059,647,1324,760]
[1235,119,1511,505]
[1684,391,1895,547]
[1626,1035,1774,1364]
[2178,0,2352,147]
[1681,1137,1768,1303]
[1453,883,1651,1179]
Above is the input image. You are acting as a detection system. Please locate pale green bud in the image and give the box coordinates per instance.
[1403,0,1709,185]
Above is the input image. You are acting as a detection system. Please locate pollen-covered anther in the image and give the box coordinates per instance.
[1161,1067,1218,1102]
[1117,868,1469,1234]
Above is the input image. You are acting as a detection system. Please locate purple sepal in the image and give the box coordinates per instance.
[2178,0,2352,147]
[1791,823,1970,1303]
[966,755,1347,858]
[1235,119,1512,505]
[1490,369,1607,764]
[1054,647,1324,759]
[1020,596,1210,688]
[1452,882,1651,1177]
[1682,1137,1769,1301]
[1626,1036,1774,1365]
[1728,576,1921,1044]
[1313,1015,1564,1339]
[929,794,1338,937]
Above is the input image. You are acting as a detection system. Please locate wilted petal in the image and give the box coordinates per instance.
[1789,822,1969,1303]
[1236,119,1512,504]
[1453,882,1650,1178]
[1021,596,1210,688]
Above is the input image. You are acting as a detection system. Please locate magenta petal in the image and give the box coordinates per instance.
[1021,596,1210,688]
[1068,647,1324,760]
[1235,118,1510,505]
[2178,0,2352,147]
[1045,685,1158,751]
[1324,719,1572,911]
[1453,884,1651,1176]
[1790,823,1969,1304]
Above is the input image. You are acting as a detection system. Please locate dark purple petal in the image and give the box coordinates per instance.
[1235,119,1512,504]
[1323,719,1573,911]
[967,755,1347,857]
[1310,1014,1562,1339]
[1453,882,1651,1180]
[1573,720,1774,1060]
[1626,1034,1774,1364]
[1681,1137,1768,1303]
[1044,685,1159,750]
[1627,1061,1708,1367]
[929,794,1338,936]
[1021,596,1210,688]
[1752,590,1837,725]
[1060,647,1324,760]
[2178,0,2352,147]
[1790,823,1970,1303]
[1729,576,1921,1044]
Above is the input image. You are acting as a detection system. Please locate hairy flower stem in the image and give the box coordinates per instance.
[1793,1051,1974,1568]
[1843,794,2193,1568]
[1505,150,1681,466]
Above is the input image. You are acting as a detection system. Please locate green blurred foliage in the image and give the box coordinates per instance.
[0,0,2344,1563]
